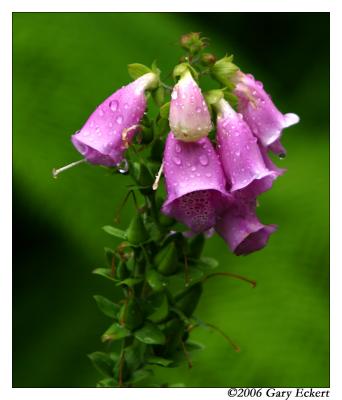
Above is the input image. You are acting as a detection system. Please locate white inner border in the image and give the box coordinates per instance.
[1,1,338,399]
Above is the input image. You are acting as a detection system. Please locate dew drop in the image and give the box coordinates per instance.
[116,115,123,124]
[235,151,240,157]
[89,121,94,128]
[117,158,129,174]
[175,144,182,153]
[172,156,182,166]
[124,103,129,109]
[206,172,212,178]
[108,122,113,128]
[196,107,202,114]
[82,130,89,137]
[98,108,104,117]
[171,91,178,100]
[199,155,209,166]
[191,166,196,172]
[109,100,119,112]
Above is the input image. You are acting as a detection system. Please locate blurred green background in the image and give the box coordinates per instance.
[13,13,329,387]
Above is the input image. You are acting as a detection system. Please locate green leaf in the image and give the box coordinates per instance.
[127,63,151,80]
[159,102,170,119]
[102,225,127,240]
[146,356,173,367]
[101,322,130,342]
[93,295,120,318]
[88,351,115,377]
[129,368,153,384]
[147,293,169,323]
[186,340,205,351]
[126,214,149,245]
[146,269,168,292]
[167,267,205,296]
[116,277,143,288]
[134,322,166,344]
[196,256,219,270]
[92,268,116,282]
[96,377,117,388]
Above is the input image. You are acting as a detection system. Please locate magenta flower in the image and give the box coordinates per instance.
[216,98,283,198]
[215,199,277,255]
[233,71,299,148]
[161,132,231,233]
[169,70,212,142]
[71,72,158,166]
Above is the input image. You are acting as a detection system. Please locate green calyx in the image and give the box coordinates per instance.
[155,242,179,276]
[172,63,199,82]
[210,55,239,88]
[126,213,149,245]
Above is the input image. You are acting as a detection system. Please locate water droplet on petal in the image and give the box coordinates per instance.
[206,172,212,178]
[172,156,182,166]
[175,144,182,153]
[108,122,113,128]
[124,103,129,109]
[109,100,119,112]
[116,115,123,124]
[98,108,104,117]
[199,155,209,166]
[196,107,202,113]
[171,91,178,100]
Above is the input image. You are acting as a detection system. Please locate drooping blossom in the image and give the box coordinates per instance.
[215,198,277,256]
[216,98,283,198]
[71,72,158,166]
[233,71,299,150]
[161,132,232,233]
[169,70,212,142]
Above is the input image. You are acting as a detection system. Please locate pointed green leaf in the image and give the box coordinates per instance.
[92,268,116,282]
[88,351,115,377]
[93,295,120,319]
[148,293,168,323]
[116,277,143,288]
[101,322,130,342]
[103,225,127,240]
[129,368,153,384]
[134,322,166,344]
[196,256,219,270]
[96,377,117,387]
[146,269,168,292]
[186,340,205,351]
[146,356,173,367]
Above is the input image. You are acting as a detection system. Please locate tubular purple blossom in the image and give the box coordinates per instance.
[169,70,212,142]
[162,132,231,233]
[215,98,283,198]
[215,199,277,256]
[233,71,299,149]
[71,72,158,166]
